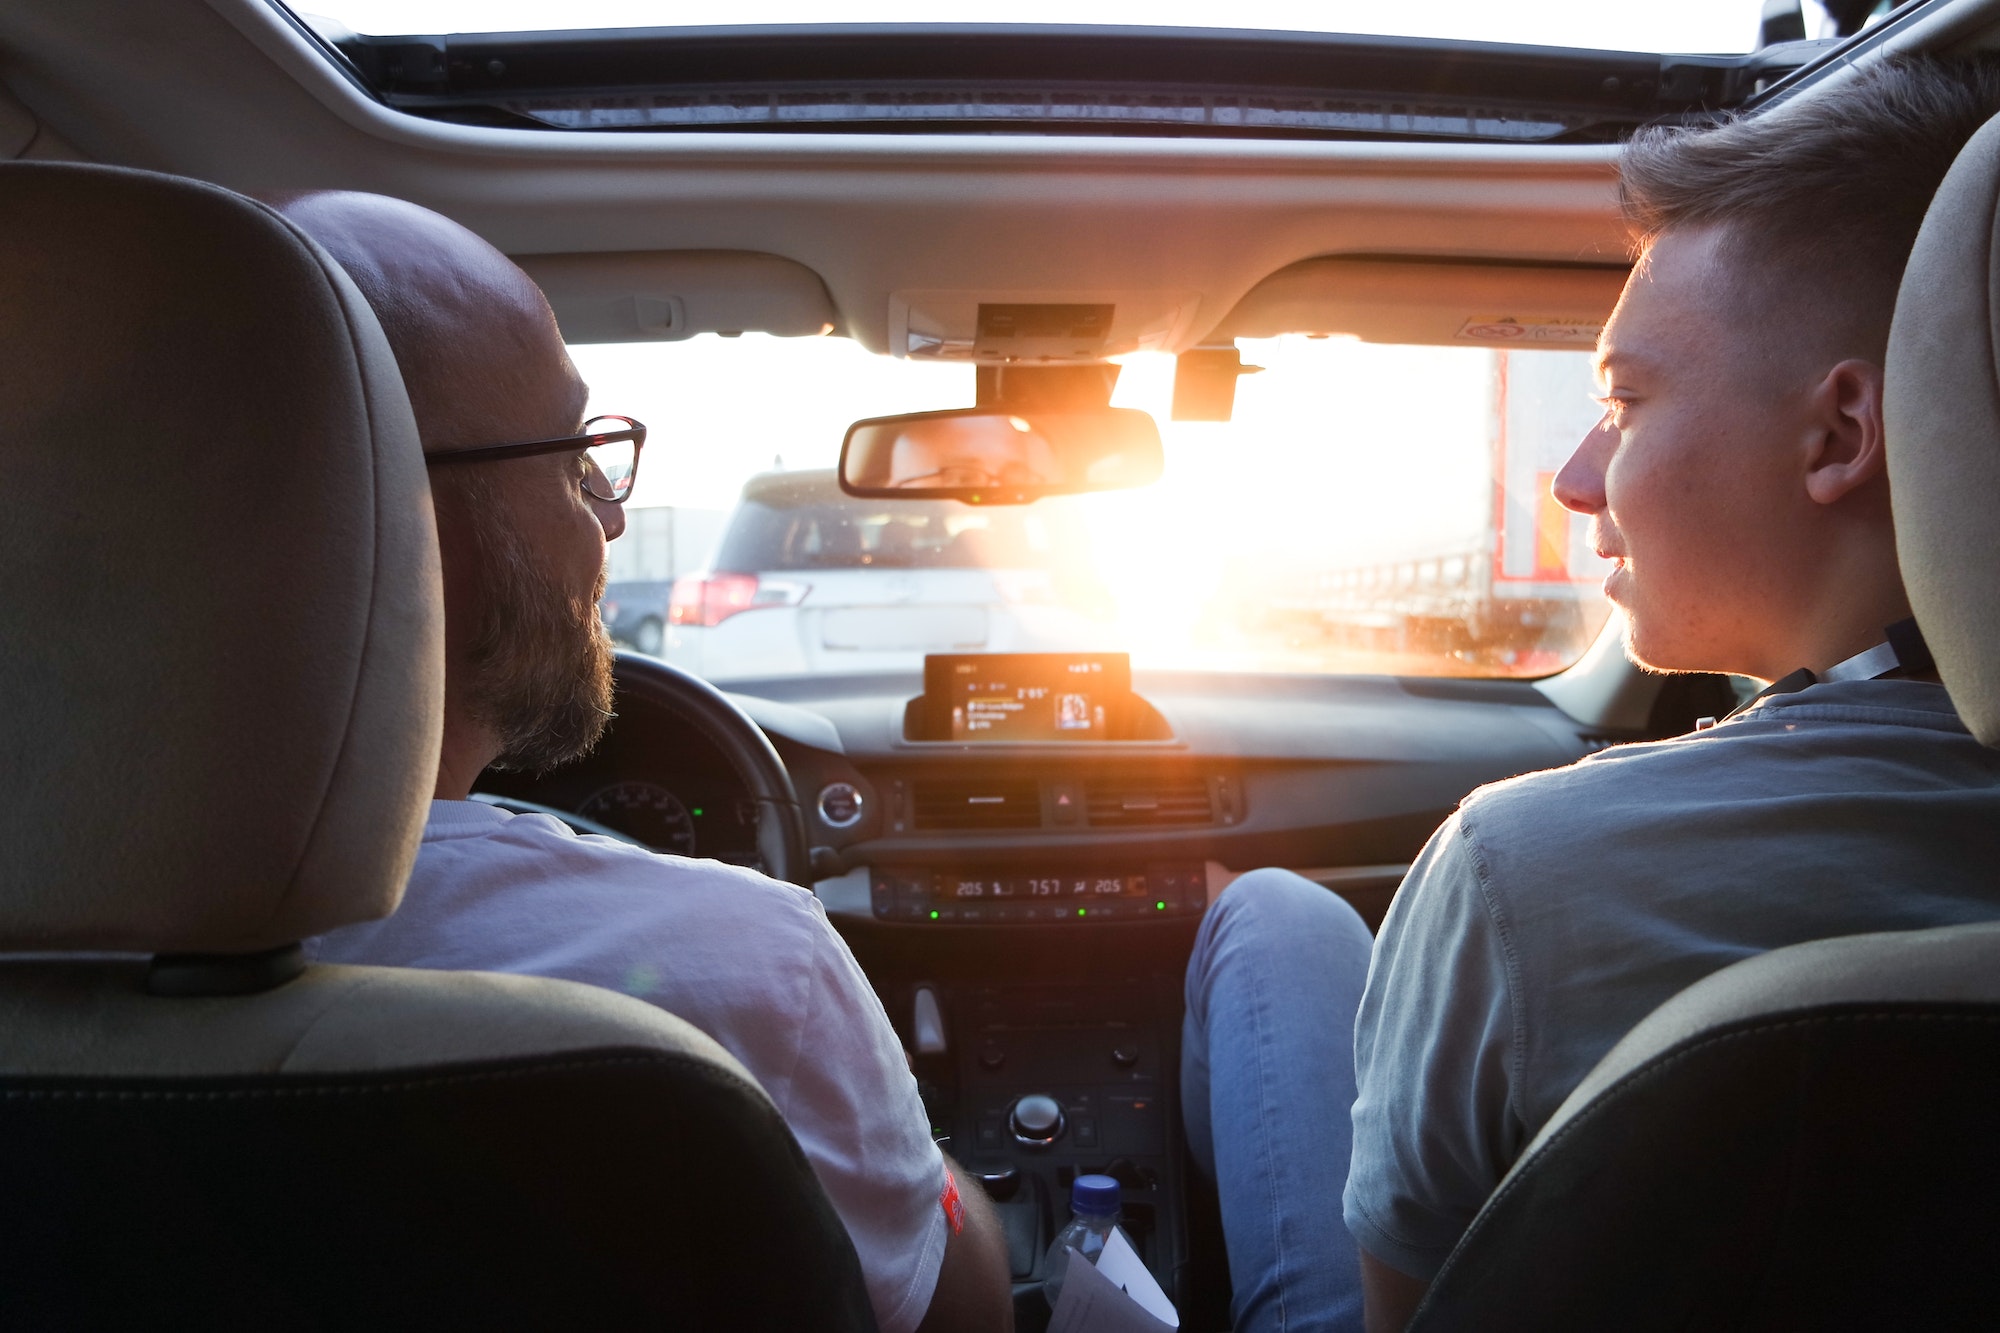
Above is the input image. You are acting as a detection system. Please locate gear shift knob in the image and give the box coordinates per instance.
[1008,1093,1065,1146]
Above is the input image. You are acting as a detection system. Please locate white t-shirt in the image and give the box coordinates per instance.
[308,799,948,1333]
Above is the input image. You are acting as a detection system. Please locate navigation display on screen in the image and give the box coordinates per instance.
[925,653,1132,742]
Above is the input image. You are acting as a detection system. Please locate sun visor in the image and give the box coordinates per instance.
[1211,257,1628,349]
[516,250,838,344]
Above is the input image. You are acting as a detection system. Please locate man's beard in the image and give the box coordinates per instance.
[460,494,616,775]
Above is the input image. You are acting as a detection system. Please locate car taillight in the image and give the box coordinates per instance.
[669,572,805,628]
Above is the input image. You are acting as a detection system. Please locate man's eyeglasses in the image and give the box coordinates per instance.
[424,414,645,504]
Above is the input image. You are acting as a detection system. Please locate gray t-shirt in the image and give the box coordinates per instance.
[1342,678,2000,1280]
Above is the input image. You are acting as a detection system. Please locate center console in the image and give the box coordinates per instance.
[850,652,1210,1312]
[903,974,1188,1307]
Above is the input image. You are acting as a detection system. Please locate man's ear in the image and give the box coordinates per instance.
[1802,358,1887,506]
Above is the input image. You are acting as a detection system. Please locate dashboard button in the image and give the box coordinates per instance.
[817,781,865,829]
[1175,868,1208,908]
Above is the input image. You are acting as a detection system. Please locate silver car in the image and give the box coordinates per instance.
[663,469,1115,681]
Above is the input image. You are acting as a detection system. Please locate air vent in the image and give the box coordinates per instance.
[1085,776,1214,828]
[912,779,1043,831]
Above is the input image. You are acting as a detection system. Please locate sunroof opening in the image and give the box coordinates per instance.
[287,1,1907,142]
[302,1,1881,52]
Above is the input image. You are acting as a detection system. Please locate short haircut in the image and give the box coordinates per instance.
[1619,54,2000,336]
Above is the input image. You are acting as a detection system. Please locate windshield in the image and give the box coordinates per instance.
[585,333,1616,684]
[310,1,1776,52]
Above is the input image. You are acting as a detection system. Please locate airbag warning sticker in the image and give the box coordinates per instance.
[1455,315,1604,346]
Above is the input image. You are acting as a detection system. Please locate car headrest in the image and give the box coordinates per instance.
[0,163,442,953]
[1887,112,2000,746]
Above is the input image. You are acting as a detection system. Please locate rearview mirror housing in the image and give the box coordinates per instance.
[838,406,1164,505]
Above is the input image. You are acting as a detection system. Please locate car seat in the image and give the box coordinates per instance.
[0,162,876,1331]
[1407,109,2000,1332]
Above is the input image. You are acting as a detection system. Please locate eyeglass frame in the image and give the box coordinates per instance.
[423,414,646,504]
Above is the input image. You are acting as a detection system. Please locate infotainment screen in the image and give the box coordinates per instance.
[924,653,1133,742]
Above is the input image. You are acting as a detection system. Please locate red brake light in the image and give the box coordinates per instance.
[669,572,764,628]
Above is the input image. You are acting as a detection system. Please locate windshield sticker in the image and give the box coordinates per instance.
[1455,316,1603,347]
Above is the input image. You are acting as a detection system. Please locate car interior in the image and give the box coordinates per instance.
[3,0,1998,1327]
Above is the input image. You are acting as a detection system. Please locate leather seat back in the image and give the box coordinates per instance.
[0,162,875,1330]
[1410,926,2000,1330]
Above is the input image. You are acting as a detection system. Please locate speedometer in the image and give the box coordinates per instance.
[578,781,697,856]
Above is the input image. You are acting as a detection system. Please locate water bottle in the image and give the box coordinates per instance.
[1042,1174,1122,1309]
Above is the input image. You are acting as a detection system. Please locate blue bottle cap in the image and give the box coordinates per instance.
[1071,1174,1120,1216]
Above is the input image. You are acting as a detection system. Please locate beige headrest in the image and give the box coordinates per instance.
[0,164,442,952]
[1887,112,2000,747]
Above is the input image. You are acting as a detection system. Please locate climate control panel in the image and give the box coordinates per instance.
[870,863,1208,923]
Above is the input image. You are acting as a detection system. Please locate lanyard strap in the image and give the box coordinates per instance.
[1817,638,1905,683]
[1793,615,1935,688]
[1709,617,1935,726]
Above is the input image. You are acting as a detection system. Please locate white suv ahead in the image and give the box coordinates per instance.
[662,468,1115,681]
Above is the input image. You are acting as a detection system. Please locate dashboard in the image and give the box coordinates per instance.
[738,664,1623,931]
[484,660,1630,922]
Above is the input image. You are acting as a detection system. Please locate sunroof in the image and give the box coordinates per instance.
[289,1,1907,142]
[307,1,1778,53]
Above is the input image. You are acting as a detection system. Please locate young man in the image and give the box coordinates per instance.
[1181,55,2000,1333]
[270,191,1012,1333]
[1347,56,2000,1330]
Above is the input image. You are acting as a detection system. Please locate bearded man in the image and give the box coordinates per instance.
[276,191,1011,1333]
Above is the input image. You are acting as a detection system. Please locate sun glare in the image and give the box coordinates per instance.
[1071,344,1490,663]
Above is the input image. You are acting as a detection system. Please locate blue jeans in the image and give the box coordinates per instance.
[1182,869,1372,1333]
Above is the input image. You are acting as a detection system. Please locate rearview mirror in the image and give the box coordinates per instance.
[838,406,1164,504]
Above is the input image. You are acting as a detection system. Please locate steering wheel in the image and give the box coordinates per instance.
[611,652,811,887]
[476,652,812,888]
